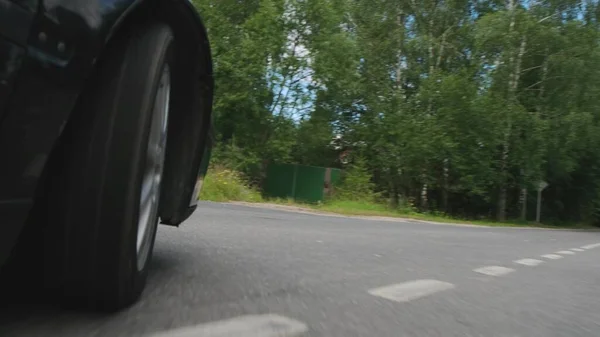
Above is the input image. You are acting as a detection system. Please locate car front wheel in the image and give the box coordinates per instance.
[40,21,175,311]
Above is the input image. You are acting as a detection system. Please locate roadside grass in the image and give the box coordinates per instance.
[199,167,591,229]
[311,200,564,228]
[316,200,396,216]
[241,197,591,229]
[199,166,262,203]
[295,199,591,229]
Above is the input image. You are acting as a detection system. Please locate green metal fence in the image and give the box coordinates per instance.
[264,163,342,203]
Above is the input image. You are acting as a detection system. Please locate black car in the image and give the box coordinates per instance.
[0,0,213,311]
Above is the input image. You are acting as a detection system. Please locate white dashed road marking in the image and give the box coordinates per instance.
[368,279,455,303]
[581,243,600,249]
[541,254,563,260]
[514,258,543,267]
[571,248,584,252]
[147,315,308,337]
[556,250,575,255]
[473,266,515,277]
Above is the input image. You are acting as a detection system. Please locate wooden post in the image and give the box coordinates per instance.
[291,164,298,200]
[323,168,332,198]
[536,188,542,223]
[536,181,548,223]
[520,188,527,221]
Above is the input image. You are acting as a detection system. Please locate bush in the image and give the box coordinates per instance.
[199,166,263,202]
[334,157,378,202]
[208,143,263,183]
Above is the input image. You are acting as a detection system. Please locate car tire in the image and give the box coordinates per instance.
[39,21,175,311]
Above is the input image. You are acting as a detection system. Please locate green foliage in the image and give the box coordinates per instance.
[319,200,397,216]
[195,0,600,225]
[199,166,263,202]
[334,157,378,202]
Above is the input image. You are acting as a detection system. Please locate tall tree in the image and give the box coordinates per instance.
[195,0,600,225]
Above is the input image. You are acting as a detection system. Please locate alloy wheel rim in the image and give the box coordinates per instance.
[136,65,170,271]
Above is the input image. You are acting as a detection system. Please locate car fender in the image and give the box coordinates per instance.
[0,0,212,229]
[38,0,214,225]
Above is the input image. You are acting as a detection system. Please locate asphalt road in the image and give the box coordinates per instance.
[2,202,600,337]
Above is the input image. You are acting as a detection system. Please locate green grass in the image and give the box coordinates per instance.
[313,200,496,224]
[265,197,298,206]
[310,200,589,228]
[264,199,589,229]
[199,167,591,229]
[316,200,396,216]
[199,167,262,203]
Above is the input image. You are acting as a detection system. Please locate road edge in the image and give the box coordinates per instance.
[223,201,582,231]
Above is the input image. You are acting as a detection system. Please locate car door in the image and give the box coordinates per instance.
[0,0,36,121]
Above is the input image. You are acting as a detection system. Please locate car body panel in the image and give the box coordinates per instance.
[0,0,34,47]
[0,0,213,267]
[0,36,26,124]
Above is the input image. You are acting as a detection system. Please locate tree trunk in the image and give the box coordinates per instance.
[520,187,527,221]
[269,35,300,115]
[516,47,549,220]
[497,189,508,221]
[421,183,428,210]
[537,47,549,115]
[427,16,435,114]
[395,10,405,93]
[497,1,526,221]
[442,158,449,213]
[513,37,527,93]
[389,171,400,208]
[436,30,447,70]
[497,126,511,221]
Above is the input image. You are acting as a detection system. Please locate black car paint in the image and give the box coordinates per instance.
[0,0,213,267]
[0,0,34,47]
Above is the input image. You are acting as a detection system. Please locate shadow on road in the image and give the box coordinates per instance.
[0,250,178,336]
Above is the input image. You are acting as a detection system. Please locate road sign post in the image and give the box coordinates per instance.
[536,181,549,223]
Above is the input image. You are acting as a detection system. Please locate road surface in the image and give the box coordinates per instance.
[2,202,600,337]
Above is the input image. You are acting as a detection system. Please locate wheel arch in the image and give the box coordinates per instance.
[87,0,214,225]
[1,0,212,273]
[110,0,214,225]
